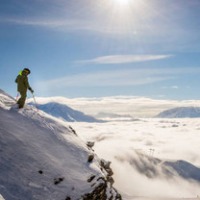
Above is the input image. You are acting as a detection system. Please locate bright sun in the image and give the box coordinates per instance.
[115,0,130,5]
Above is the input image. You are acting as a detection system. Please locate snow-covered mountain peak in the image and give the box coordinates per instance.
[31,102,103,122]
[155,106,200,118]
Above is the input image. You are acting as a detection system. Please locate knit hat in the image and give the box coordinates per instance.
[23,68,31,74]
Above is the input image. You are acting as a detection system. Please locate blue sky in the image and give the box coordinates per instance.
[1,0,200,99]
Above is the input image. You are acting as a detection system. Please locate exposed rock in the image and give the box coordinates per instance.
[69,126,77,136]
[88,154,94,163]
[54,177,65,185]
[82,177,122,200]
[100,159,115,186]
[38,170,43,174]
[87,175,96,183]
[87,141,95,148]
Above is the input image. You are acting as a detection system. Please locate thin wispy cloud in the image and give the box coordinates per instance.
[162,85,179,90]
[37,66,200,90]
[0,17,83,28]
[0,17,123,35]
[0,17,128,34]
[76,54,173,65]
[38,68,174,89]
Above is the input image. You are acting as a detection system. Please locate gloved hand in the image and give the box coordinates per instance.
[29,87,34,93]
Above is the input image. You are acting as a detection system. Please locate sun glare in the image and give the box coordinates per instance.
[115,0,130,5]
[110,0,143,8]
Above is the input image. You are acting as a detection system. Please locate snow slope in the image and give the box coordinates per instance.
[155,107,200,118]
[0,89,121,200]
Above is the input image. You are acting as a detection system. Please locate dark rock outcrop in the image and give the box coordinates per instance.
[82,176,122,200]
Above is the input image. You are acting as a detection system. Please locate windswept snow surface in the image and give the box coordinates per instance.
[0,90,116,200]
[73,119,200,199]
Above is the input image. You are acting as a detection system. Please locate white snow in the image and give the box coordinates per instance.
[0,89,117,200]
[0,194,5,200]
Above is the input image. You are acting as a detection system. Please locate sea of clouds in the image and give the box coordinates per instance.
[29,96,200,198]
[72,119,200,198]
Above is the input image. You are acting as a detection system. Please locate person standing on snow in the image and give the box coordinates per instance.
[15,68,34,108]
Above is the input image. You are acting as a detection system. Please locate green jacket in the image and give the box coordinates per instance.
[15,71,32,93]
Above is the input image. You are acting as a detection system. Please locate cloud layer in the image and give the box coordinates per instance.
[32,96,200,118]
[72,119,200,198]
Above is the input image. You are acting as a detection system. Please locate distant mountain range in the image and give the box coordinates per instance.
[96,112,132,119]
[117,151,200,183]
[155,106,200,118]
[33,103,200,120]
[33,102,103,123]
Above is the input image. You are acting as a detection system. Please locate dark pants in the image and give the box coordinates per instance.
[17,91,27,108]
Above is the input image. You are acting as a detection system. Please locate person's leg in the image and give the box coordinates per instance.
[17,91,27,108]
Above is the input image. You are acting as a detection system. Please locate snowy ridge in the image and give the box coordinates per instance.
[0,89,121,200]
[30,102,103,123]
[155,107,200,118]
